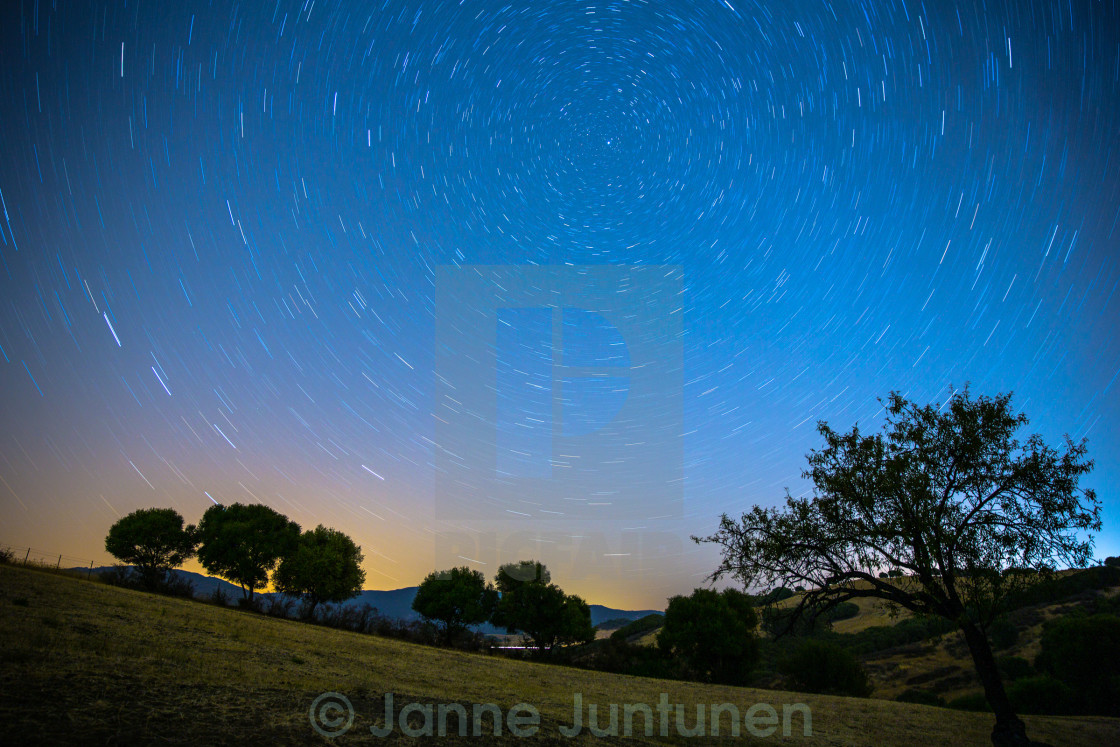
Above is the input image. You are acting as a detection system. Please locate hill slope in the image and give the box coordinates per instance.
[78,567,661,630]
[3,564,1117,745]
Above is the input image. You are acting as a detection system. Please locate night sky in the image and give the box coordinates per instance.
[1,0,1117,609]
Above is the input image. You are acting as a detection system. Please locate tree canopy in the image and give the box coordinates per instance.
[196,502,300,600]
[104,507,197,590]
[491,561,593,652]
[657,587,759,685]
[411,566,497,643]
[273,525,366,618]
[697,388,1099,747]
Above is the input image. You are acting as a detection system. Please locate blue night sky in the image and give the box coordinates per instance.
[1,0,1117,609]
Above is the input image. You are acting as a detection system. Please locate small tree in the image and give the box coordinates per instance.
[104,507,197,590]
[274,525,366,619]
[657,587,759,685]
[780,639,872,697]
[697,388,1099,747]
[196,502,300,600]
[411,567,497,644]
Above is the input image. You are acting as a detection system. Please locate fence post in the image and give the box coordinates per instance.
[87,561,94,579]
[23,548,30,564]
[57,554,62,569]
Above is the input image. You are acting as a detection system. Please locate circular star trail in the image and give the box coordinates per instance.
[0,0,1117,606]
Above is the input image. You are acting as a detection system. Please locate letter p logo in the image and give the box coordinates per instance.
[434,266,682,521]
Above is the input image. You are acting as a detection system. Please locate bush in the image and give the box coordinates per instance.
[1007,566,1120,609]
[1006,675,1074,715]
[208,585,230,607]
[609,613,664,642]
[996,655,1034,682]
[1103,556,1120,568]
[896,689,946,707]
[99,565,140,589]
[1035,613,1120,715]
[988,616,1019,650]
[836,614,957,655]
[825,601,860,622]
[779,639,872,697]
[160,572,196,599]
[947,692,990,712]
[0,547,15,564]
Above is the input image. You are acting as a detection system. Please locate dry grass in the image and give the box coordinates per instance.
[1,563,1117,745]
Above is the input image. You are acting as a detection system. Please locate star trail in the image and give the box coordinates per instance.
[0,0,1117,608]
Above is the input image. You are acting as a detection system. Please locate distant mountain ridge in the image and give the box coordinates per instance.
[78,567,662,629]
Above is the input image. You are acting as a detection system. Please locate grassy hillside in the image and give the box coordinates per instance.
[2,564,1118,745]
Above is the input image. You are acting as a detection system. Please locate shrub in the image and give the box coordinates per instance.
[99,565,140,589]
[825,601,860,622]
[947,692,990,712]
[609,613,664,642]
[160,572,196,599]
[779,639,872,697]
[1006,675,1074,715]
[896,689,946,707]
[988,616,1019,650]
[996,655,1034,682]
[1035,613,1120,715]
[0,547,15,564]
[208,585,230,607]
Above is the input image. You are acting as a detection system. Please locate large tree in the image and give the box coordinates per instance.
[658,587,759,685]
[697,388,1099,747]
[411,566,497,643]
[196,502,300,600]
[273,525,366,619]
[104,507,197,590]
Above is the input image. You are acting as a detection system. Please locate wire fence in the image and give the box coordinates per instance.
[0,542,109,578]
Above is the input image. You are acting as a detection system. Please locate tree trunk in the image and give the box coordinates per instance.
[959,621,1038,747]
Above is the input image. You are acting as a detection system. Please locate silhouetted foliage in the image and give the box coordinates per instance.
[608,613,664,642]
[273,525,365,619]
[1035,613,1120,716]
[698,387,1099,747]
[1005,676,1074,715]
[412,566,497,644]
[779,639,872,697]
[491,561,593,653]
[495,560,550,591]
[104,508,198,591]
[896,689,946,707]
[658,587,759,685]
[996,656,1034,682]
[1104,556,1120,568]
[1004,565,1120,609]
[196,503,300,600]
[988,616,1019,651]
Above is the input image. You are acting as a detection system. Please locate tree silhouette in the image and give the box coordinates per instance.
[274,525,365,619]
[697,388,1099,747]
[491,560,593,652]
[104,507,197,590]
[196,502,300,601]
[657,587,759,685]
[411,566,496,643]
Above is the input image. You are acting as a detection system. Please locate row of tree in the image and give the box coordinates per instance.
[412,560,595,650]
[105,502,365,617]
